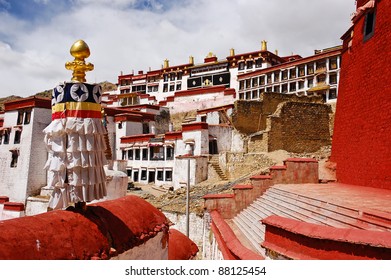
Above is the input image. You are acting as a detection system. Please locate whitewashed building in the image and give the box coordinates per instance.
[0,97,52,203]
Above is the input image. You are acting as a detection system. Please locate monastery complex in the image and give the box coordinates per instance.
[0,0,390,260]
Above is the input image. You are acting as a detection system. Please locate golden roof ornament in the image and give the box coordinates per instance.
[65,40,94,82]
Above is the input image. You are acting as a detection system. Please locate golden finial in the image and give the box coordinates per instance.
[261,40,268,51]
[65,40,94,82]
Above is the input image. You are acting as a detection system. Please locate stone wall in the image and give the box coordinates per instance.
[268,102,332,153]
[231,92,324,134]
[224,152,274,179]
[231,92,331,154]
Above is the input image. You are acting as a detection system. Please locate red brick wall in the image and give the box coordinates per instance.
[331,0,391,189]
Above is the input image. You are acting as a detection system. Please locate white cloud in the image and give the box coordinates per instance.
[0,0,355,98]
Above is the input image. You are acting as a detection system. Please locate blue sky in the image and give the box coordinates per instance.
[0,0,355,98]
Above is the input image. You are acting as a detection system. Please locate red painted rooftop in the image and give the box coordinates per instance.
[0,195,170,260]
[168,229,199,260]
[273,183,391,214]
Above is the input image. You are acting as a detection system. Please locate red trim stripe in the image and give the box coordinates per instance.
[52,110,102,120]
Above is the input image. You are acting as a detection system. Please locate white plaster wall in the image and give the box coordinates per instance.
[104,168,127,200]
[0,108,51,203]
[230,129,246,153]
[105,116,116,160]
[163,211,203,254]
[27,108,52,197]
[112,231,168,260]
[208,125,232,153]
[168,93,235,114]
[182,130,209,156]
[1,209,25,221]
[173,156,208,189]
[25,197,49,216]
[115,121,143,160]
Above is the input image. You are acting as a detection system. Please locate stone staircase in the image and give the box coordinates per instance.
[233,185,391,255]
[209,156,229,181]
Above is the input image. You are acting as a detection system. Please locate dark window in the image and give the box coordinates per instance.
[252,77,258,87]
[169,84,175,91]
[10,150,19,168]
[163,74,168,82]
[329,89,337,100]
[298,66,305,77]
[135,149,140,160]
[163,83,168,92]
[298,81,305,89]
[255,58,262,68]
[24,111,31,124]
[127,149,133,160]
[133,170,139,182]
[14,130,21,144]
[308,79,314,88]
[316,61,326,71]
[329,74,338,85]
[142,148,148,160]
[238,62,245,70]
[142,123,149,134]
[266,74,272,84]
[239,92,244,100]
[273,86,279,93]
[259,76,265,85]
[281,84,288,93]
[166,146,174,160]
[17,111,23,125]
[148,170,155,183]
[282,70,288,80]
[307,64,314,75]
[150,146,164,160]
[170,73,176,81]
[126,169,132,177]
[329,57,338,70]
[246,60,253,69]
[122,150,126,160]
[289,82,296,92]
[289,68,296,79]
[274,71,280,82]
[141,170,147,180]
[239,80,244,90]
[3,130,10,144]
[165,170,173,181]
[246,79,251,89]
[176,83,182,91]
[157,170,164,181]
[364,10,376,41]
[177,72,182,80]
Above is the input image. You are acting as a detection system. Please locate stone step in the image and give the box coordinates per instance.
[258,193,352,229]
[264,190,357,226]
[233,216,264,254]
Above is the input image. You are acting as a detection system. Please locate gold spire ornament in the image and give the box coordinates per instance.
[65,40,94,82]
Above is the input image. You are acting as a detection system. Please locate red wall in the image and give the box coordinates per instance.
[331,0,391,189]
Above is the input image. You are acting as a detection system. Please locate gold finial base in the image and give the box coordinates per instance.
[65,40,94,83]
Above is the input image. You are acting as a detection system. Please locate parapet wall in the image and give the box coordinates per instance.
[0,195,170,260]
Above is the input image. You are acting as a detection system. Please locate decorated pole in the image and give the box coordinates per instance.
[43,40,107,210]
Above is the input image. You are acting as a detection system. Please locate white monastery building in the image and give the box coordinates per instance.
[0,41,341,218]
